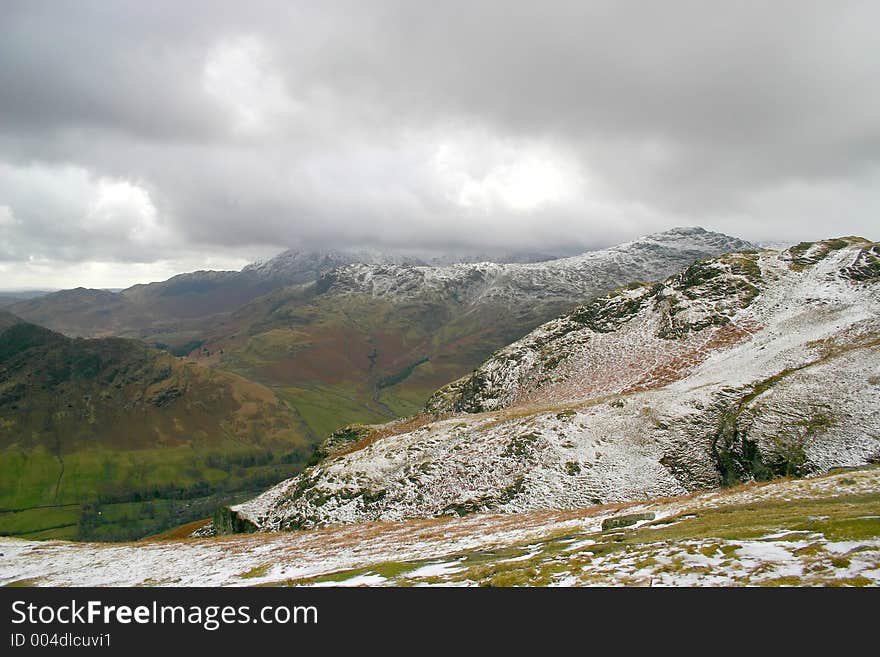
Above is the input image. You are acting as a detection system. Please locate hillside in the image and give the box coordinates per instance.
[0,313,311,541]
[0,290,52,308]
[2,466,878,586]
[200,227,755,439]
[6,249,439,353]
[221,237,879,532]
[6,247,570,353]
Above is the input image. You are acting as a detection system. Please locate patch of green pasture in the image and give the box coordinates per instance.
[277,385,389,439]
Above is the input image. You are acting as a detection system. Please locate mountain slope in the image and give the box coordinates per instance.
[5,249,442,352]
[0,290,53,308]
[0,313,311,541]
[201,227,755,437]
[7,246,573,350]
[223,237,879,532]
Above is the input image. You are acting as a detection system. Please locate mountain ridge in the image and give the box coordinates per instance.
[196,227,756,436]
[5,243,585,351]
[220,236,879,533]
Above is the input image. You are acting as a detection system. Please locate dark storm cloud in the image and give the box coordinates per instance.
[0,1,878,286]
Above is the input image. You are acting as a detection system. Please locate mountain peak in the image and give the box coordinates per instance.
[241,248,426,283]
[634,226,758,251]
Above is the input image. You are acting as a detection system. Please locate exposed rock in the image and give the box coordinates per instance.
[602,512,655,530]
[213,507,258,535]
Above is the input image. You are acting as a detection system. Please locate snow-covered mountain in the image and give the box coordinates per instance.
[241,246,584,283]
[309,227,757,305]
[197,227,757,430]
[222,237,880,532]
[241,248,428,283]
[4,243,587,344]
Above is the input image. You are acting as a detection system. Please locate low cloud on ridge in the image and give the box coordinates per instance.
[1,1,878,287]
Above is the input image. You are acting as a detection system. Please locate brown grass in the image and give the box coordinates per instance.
[623,321,759,394]
[142,518,212,541]
[331,414,437,458]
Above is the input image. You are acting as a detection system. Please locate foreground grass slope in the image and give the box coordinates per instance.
[0,313,311,541]
[2,466,877,586]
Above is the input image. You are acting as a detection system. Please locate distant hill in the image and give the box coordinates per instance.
[7,248,567,353]
[0,290,53,308]
[196,227,756,439]
[0,312,311,541]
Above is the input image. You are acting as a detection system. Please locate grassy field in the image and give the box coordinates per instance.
[0,443,309,540]
[275,385,389,440]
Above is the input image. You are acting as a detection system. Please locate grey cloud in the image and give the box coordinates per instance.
[0,1,878,286]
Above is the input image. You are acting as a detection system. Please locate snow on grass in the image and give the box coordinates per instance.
[2,466,878,587]
[310,573,388,587]
[498,548,545,563]
[405,560,467,579]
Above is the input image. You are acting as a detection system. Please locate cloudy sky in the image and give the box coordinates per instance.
[1,1,878,289]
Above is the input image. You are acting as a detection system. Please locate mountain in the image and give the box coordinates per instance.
[220,237,879,532]
[5,250,432,350]
[0,312,311,541]
[241,246,580,279]
[6,246,579,339]
[3,465,878,586]
[5,287,133,337]
[199,227,756,439]
[1,228,754,540]
[0,290,54,308]
[6,247,568,353]
[241,248,428,281]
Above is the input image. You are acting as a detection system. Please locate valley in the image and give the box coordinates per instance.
[0,313,311,541]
